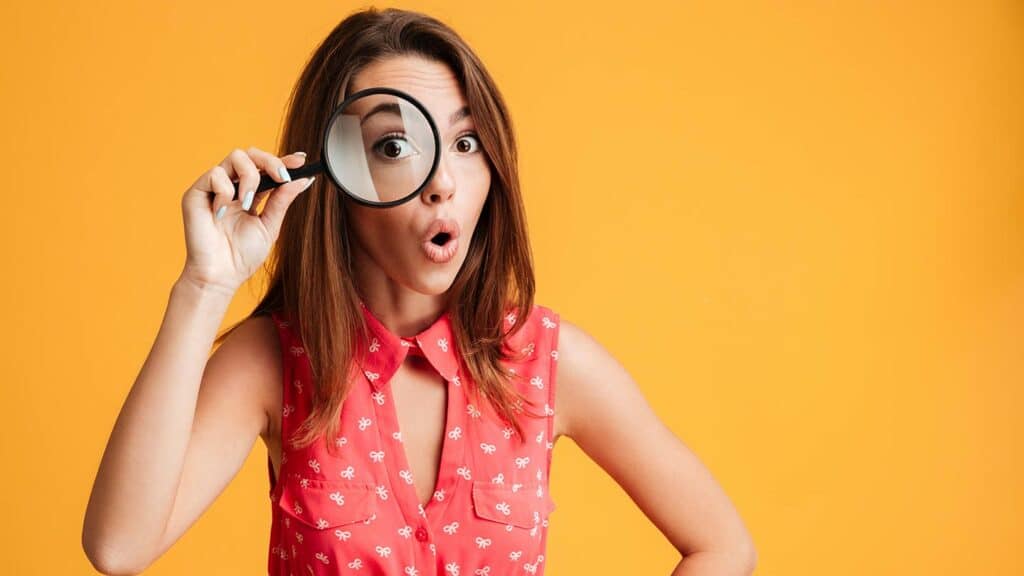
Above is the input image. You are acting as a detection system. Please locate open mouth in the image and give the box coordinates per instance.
[422,234,459,263]
[421,218,460,263]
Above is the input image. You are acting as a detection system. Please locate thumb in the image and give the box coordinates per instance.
[260,176,315,239]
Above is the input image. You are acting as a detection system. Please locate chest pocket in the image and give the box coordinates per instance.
[471,481,557,529]
[277,474,379,530]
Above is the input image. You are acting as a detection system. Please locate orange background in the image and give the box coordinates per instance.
[0,1,1021,574]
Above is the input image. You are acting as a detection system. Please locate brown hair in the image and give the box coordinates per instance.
[213,7,542,453]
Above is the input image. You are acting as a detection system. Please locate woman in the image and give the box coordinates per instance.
[83,7,756,576]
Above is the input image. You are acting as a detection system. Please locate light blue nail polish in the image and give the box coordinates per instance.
[278,166,292,182]
[242,189,255,211]
[216,205,227,220]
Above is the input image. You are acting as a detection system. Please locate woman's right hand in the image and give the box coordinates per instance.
[178,147,315,296]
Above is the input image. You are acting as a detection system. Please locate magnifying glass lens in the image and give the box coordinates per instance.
[325,92,438,205]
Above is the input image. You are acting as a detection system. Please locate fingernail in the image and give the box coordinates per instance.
[242,189,255,211]
[216,205,227,220]
[278,166,292,182]
[301,176,316,191]
[294,151,307,157]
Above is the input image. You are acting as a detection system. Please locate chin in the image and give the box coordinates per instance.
[408,270,460,295]
[401,253,469,296]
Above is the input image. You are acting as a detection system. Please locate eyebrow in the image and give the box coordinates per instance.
[447,105,471,126]
[359,102,472,128]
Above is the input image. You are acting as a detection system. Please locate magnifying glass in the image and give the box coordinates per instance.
[219,87,441,208]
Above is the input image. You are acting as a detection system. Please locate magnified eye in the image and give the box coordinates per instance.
[372,132,420,160]
[455,133,481,154]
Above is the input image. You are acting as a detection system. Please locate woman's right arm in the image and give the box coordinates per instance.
[82,147,315,575]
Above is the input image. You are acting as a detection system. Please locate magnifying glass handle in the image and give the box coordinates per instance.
[225,160,326,201]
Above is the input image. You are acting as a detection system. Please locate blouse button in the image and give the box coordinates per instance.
[415,527,429,542]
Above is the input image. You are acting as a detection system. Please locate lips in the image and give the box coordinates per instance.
[421,217,461,264]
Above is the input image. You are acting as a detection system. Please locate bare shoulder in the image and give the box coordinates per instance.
[550,317,624,441]
[206,314,282,440]
[550,316,757,565]
[140,313,286,567]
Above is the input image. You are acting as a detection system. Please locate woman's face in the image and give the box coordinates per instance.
[344,55,490,299]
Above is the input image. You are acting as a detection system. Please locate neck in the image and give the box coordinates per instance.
[352,253,451,339]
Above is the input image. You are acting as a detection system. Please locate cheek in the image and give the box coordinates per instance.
[459,162,491,212]
[467,159,491,190]
[348,206,396,254]
[348,203,419,261]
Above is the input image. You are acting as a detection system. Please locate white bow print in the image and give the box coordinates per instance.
[475,536,492,549]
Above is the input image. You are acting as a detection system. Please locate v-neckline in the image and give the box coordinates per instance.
[379,359,465,517]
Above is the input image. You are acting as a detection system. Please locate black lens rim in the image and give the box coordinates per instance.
[322,86,442,209]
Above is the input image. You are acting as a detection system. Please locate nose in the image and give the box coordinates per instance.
[420,153,455,205]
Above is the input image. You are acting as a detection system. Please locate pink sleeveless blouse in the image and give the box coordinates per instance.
[266,300,560,576]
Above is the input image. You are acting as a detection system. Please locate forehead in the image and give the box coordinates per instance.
[348,55,467,119]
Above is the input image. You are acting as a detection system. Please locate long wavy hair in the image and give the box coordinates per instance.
[213,7,542,453]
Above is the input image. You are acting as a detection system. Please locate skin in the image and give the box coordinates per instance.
[338,55,493,509]
[345,54,490,335]
[82,54,756,575]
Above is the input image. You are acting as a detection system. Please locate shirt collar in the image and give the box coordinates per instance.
[356,299,459,390]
